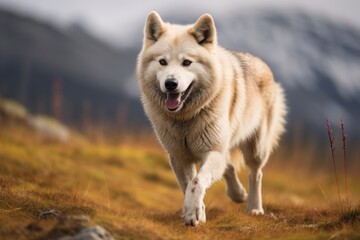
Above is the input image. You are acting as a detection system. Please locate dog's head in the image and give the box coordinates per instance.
[137,11,221,118]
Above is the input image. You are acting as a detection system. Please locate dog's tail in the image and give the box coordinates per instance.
[230,148,245,172]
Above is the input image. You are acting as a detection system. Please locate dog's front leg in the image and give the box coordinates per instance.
[183,151,226,226]
[170,157,197,194]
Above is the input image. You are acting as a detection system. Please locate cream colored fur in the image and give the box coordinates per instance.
[136,11,287,226]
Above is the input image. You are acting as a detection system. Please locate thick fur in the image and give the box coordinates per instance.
[136,11,287,226]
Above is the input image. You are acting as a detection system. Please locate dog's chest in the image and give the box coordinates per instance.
[157,117,224,159]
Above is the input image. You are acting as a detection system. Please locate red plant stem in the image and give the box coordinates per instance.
[340,119,348,200]
[326,118,342,204]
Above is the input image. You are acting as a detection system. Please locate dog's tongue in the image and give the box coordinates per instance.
[165,92,181,110]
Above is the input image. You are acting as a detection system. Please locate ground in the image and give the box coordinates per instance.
[0,122,359,240]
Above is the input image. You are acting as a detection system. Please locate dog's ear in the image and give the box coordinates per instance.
[190,14,217,45]
[144,11,165,43]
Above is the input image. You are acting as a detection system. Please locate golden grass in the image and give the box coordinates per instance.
[0,123,359,240]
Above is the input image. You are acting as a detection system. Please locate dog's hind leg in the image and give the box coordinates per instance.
[223,153,247,203]
[242,92,285,215]
[241,129,271,215]
[246,164,265,215]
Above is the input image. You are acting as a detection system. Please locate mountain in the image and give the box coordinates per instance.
[125,10,360,141]
[215,10,360,139]
[1,7,360,142]
[0,8,145,129]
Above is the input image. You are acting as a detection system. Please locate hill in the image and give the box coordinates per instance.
[0,119,359,239]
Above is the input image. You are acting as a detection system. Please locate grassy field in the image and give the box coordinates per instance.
[0,122,359,240]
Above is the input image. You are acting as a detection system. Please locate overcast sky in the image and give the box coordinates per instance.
[1,0,359,46]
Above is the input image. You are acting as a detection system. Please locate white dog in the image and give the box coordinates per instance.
[136,11,287,226]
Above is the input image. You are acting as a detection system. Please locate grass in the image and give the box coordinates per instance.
[0,122,360,239]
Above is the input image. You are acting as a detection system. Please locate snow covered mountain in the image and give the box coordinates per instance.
[215,10,360,137]
[125,10,360,139]
[1,7,359,140]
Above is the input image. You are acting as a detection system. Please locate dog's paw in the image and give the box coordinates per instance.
[198,202,206,223]
[183,202,206,227]
[227,188,248,203]
[247,208,264,215]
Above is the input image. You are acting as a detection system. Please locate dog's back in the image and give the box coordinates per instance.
[237,52,286,151]
[215,49,286,153]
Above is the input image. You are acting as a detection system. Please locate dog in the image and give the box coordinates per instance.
[136,11,286,226]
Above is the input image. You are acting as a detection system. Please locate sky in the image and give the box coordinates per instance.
[0,0,359,47]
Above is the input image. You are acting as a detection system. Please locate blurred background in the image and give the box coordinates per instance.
[1,1,360,238]
[0,0,360,150]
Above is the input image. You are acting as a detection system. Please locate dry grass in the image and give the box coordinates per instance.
[0,123,360,240]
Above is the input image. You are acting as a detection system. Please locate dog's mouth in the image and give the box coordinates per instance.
[165,82,193,112]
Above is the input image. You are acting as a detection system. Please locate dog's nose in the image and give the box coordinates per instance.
[165,78,178,91]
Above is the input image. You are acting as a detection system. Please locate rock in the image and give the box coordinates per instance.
[0,98,71,142]
[59,215,91,223]
[39,209,61,219]
[0,98,28,121]
[303,224,317,229]
[29,115,70,142]
[269,212,279,221]
[26,223,43,232]
[58,215,91,229]
[59,226,114,240]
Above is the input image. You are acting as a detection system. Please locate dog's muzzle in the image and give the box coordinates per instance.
[164,81,194,111]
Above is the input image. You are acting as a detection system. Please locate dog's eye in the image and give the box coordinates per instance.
[182,59,192,67]
[159,59,167,66]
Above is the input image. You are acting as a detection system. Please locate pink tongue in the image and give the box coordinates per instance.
[165,93,181,110]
